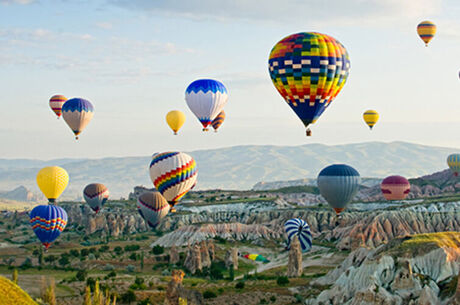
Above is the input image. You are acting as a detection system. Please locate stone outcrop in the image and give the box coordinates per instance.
[164,270,204,305]
[207,240,215,261]
[184,244,202,274]
[169,246,180,265]
[0,186,41,202]
[225,248,238,270]
[200,241,211,268]
[287,236,302,277]
[128,186,156,201]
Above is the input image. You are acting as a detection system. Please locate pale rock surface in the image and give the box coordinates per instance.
[225,248,238,270]
[184,244,202,274]
[169,246,180,265]
[287,236,302,277]
[200,241,211,268]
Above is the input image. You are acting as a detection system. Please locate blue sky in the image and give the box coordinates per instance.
[1,0,460,159]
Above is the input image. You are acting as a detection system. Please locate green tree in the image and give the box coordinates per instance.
[58,256,70,267]
[140,251,144,271]
[76,270,88,281]
[121,289,136,304]
[152,245,164,255]
[276,276,289,286]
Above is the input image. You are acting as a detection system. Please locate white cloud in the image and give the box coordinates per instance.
[0,0,35,4]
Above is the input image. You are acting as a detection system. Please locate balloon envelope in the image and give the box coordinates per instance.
[380,175,410,200]
[447,154,460,176]
[363,110,379,130]
[49,95,67,118]
[243,254,270,263]
[211,110,225,132]
[83,183,109,213]
[137,191,170,228]
[284,218,312,252]
[149,152,197,207]
[30,205,67,249]
[36,166,69,203]
[166,110,186,135]
[317,164,360,215]
[417,21,436,46]
[268,32,350,130]
[62,98,94,139]
[185,79,228,131]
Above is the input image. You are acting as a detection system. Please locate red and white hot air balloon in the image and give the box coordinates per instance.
[381,175,410,200]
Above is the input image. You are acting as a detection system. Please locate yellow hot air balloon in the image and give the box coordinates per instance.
[166,110,186,135]
[363,110,379,130]
[36,166,69,203]
[417,21,436,47]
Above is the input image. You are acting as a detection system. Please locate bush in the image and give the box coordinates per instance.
[76,270,87,281]
[114,246,123,255]
[99,245,109,252]
[80,249,90,257]
[120,289,136,303]
[259,299,267,304]
[70,249,79,257]
[152,245,164,255]
[124,245,140,252]
[126,265,136,273]
[203,290,217,299]
[294,294,303,303]
[270,295,276,302]
[107,270,117,278]
[58,256,70,267]
[235,281,245,289]
[86,277,96,290]
[276,276,289,286]
[103,264,115,271]
[129,253,138,261]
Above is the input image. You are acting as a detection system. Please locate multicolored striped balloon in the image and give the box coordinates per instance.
[363,110,379,130]
[30,205,67,249]
[243,254,270,263]
[83,183,109,213]
[49,95,67,118]
[137,191,170,228]
[447,154,460,176]
[417,21,436,46]
[268,32,350,133]
[317,164,360,215]
[380,175,410,200]
[284,218,312,252]
[185,79,228,131]
[211,110,225,132]
[62,98,94,140]
[149,152,197,208]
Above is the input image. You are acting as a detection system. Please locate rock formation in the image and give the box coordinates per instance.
[207,240,215,261]
[200,241,211,268]
[225,248,238,270]
[287,236,302,277]
[184,244,202,274]
[169,246,180,265]
[164,270,204,305]
[128,186,156,201]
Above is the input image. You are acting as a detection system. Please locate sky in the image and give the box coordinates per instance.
[1,0,460,159]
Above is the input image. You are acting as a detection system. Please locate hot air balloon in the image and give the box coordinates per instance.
[83,183,109,213]
[36,166,69,203]
[243,254,270,263]
[380,175,410,200]
[49,95,67,119]
[149,152,197,211]
[363,110,379,130]
[62,98,94,140]
[211,110,225,132]
[166,110,186,135]
[284,218,312,252]
[30,205,67,249]
[137,191,170,228]
[185,79,228,131]
[317,164,360,215]
[417,21,436,46]
[447,154,460,176]
[268,32,351,136]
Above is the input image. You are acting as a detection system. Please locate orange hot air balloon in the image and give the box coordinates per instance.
[381,175,410,200]
[417,21,436,47]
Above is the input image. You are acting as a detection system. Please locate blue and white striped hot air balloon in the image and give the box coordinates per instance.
[185,79,228,131]
[284,218,312,252]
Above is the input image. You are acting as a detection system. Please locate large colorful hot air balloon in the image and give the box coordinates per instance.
[62,98,94,140]
[137,192,170,228]
[30,205,67,249]
[83,183,109,213]
[284,218,312,252]
[417,21,436,46]
[380,175,410,200]
[49,95,67,119]
[447,154,460,176]
[36,166,69,203]
[243,254,270,263]
[166,110,186,135]
[149,152,197,210]
[363,110,379,130]
[317,164,360,215]
[268,32,350,136]
[211,110,225,132]
[185,79,228,131]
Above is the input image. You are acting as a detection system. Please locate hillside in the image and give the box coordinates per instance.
[0,141,458,199]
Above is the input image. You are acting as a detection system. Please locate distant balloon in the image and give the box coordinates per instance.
[137,192,170,228]
[149,152,198,209]
[49,95,67,119]
[83,183,109,213]
[62,98,94,140]
[185,79,228,131]
[447,154,460,176]
[284,218,312,252]
[317,164,360,215]
[36,166,69,203]
[363,110,379,130]
[243,254,270,263]
[268,32,351,135]
[211,110,225,132]
[166,110,186,135]
[417,21,436,46]
[30,205,67,249]
[380,175,410,200]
